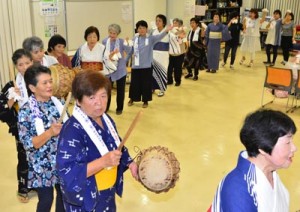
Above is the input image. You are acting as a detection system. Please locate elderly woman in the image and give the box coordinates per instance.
[205,13,229,74]
[167,18,187,86]
[185,17,206,80]
[152,14,169,97]
[0,49,33,202]
[71,26,105,71]
[127,20,171,108]
[102,24,131,115]
[209,109,297,212]
[46,34,72,68]
[23,36,58,67]
[18,64,68,211]
[56,70,138,212]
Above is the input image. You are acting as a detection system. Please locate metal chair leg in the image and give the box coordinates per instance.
[261,88,275,108]
[291,94,299,113]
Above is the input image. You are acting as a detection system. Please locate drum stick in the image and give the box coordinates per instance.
[118,110,143,150]
[58,92,72,124]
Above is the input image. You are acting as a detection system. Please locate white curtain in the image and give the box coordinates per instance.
[0,0,32,88]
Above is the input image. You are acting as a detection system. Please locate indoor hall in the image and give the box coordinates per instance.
[1,49,300,211]
[1,0,300,211]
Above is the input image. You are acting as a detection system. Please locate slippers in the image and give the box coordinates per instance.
[17,192,29,203]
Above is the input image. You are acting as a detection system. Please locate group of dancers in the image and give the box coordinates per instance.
[0,7,298,212]
[0,30,138,211]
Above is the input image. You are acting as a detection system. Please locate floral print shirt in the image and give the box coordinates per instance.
[18,97,61,188]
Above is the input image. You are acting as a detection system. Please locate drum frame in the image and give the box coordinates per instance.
[136,146,180,193]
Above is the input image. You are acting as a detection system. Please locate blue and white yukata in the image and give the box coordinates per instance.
[152,28,169,92]
[56,106,133,212]
[210,151,289,212]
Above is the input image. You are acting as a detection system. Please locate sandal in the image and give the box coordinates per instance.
[142,102,148,108]
[157,91,164,97]
[128,99,133,106]
[247,60,254,68]
[17,192,29,203]
[239,58,245,65]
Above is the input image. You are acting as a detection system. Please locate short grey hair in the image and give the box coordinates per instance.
[108,24,121,35]
[173,18,183,27]
[22,36,44,52]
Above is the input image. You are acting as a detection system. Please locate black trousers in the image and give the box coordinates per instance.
[223,43,238,65]
[107,75,126,112]
[16,140,29,194]
[129,68,153,102]
[36,184,65,212]
[281,36,293,62]
[266,44,279,63]
[185,49,206,76]
[167,54,184,84]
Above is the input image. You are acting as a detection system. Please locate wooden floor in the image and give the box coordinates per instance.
[1,49,300,211]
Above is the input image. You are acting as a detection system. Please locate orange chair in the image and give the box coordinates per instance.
[290,69,300,112]
[261,66,293,112]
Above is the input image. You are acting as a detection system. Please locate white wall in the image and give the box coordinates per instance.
[134,0,167,29]
[243,0,255,8]
[29,0,66,50]
[239,0,255,19]
[29,0,167,50]
[167,0,194,28]
[65,1,134,51]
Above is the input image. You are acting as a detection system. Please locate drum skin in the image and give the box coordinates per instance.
[49,64,80,98]
[136,146,180,193]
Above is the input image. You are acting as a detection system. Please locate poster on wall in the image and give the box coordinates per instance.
[195,5,206,16]
[121,2,132,24]
[40,0,59,16]
[45,25,58,38]
[184,1,195,17]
